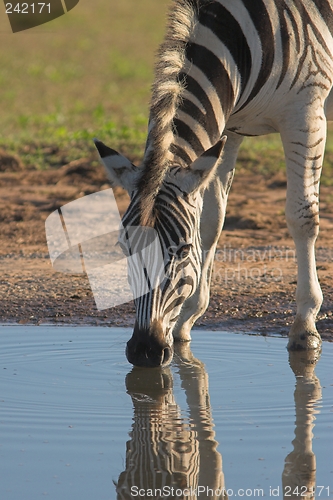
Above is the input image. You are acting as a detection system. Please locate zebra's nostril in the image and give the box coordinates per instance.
[145,346,172,366]
[162,346,172,365]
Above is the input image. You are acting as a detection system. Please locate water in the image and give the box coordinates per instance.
[0,327,332,500]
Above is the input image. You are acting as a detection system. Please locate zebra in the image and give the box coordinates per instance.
[95,0,333,367]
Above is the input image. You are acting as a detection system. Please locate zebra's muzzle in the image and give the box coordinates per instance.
[126,321,173,367]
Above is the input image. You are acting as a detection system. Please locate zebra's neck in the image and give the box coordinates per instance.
[138,0,241,225]
[144,1,243,168]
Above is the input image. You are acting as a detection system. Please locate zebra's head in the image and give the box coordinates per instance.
[95,139,225,367]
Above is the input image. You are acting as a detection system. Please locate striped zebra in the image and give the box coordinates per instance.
[95,0,333,367]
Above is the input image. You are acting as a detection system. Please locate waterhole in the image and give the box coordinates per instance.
[0,327,332,499]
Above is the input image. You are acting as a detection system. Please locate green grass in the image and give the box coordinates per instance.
[0,0,170,162]
[0,0,333,185]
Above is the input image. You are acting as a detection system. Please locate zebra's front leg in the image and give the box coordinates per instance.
[281,115,325,351]
[173,132,242,341]
[172,179,229,341]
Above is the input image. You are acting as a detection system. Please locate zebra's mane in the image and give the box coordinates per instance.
[137,0,201,226]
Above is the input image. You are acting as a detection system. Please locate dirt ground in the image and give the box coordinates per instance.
[0,148,332,342]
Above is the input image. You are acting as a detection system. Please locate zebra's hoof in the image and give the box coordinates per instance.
[287,333,322,351]
[287,317,322,351]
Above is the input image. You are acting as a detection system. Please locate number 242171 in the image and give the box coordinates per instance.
[5,3,51,14]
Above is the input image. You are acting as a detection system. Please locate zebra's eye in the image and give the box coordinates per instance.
[175,244,192,259]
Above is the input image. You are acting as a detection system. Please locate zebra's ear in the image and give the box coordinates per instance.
[94,139,141,193]
[180,137,227,194]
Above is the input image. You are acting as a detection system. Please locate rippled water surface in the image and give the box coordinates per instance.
[0,327,332,499]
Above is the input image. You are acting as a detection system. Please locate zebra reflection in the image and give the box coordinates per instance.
[115,345,323,499]
[283,350,322,500]
[116,343,227,499]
